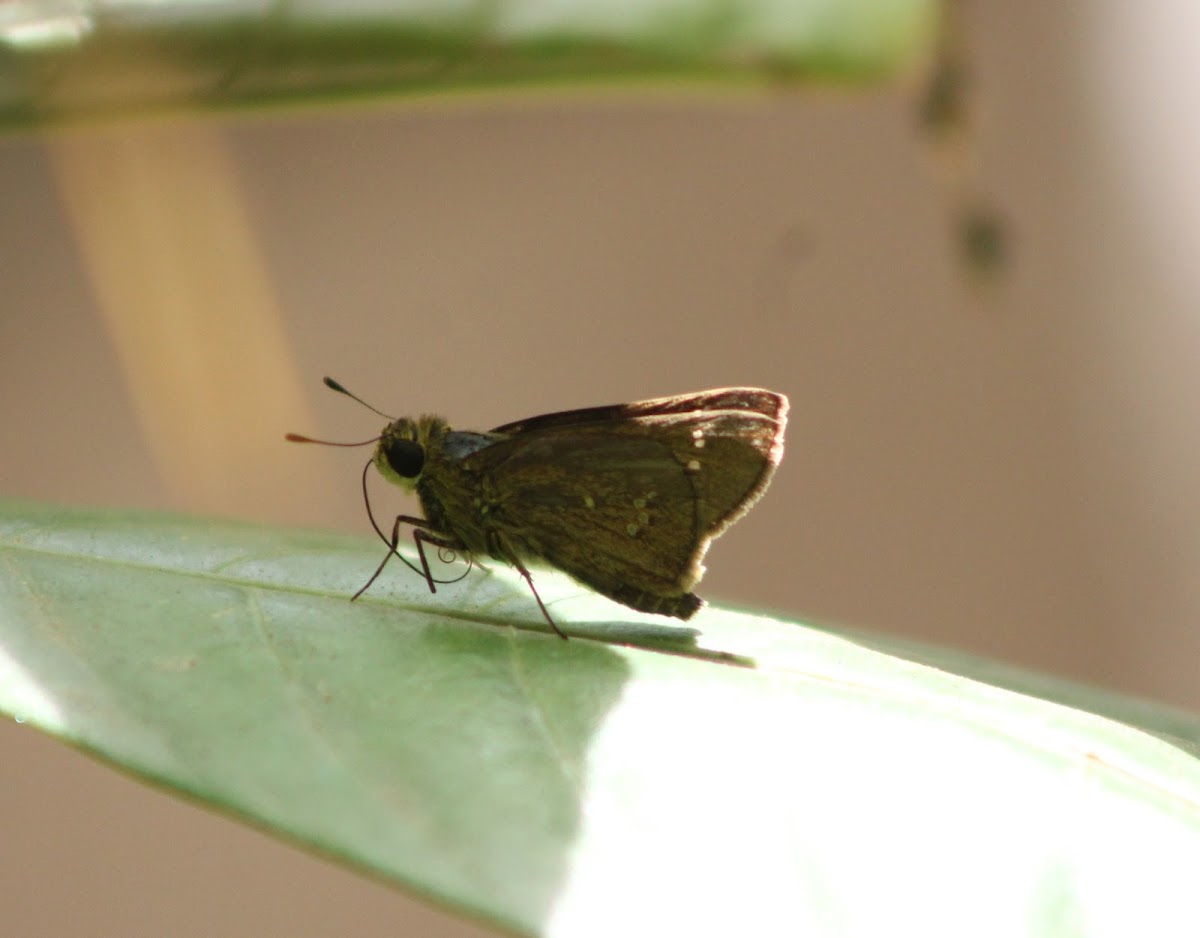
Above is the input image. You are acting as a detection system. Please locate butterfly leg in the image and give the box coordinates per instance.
[511,560,568,641]
[484,529,568,640]
[411,527,468,594]
[353,514,464,600]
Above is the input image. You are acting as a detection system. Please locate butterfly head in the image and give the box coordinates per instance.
[374,416,448,492]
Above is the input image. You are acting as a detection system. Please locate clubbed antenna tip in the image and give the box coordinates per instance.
[321,376,394,420]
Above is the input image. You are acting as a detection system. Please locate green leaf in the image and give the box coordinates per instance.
[2,498,1199,937]
[0,0,936,129]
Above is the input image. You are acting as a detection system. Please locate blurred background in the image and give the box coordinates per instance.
[4,1,1200,935]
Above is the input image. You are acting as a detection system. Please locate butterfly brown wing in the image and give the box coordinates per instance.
[491,388,784,437]
[470,389,787,618]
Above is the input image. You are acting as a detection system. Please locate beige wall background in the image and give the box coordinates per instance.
[4,3,1200,935]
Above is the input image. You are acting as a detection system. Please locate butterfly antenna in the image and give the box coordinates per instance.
[285,433,379,447]
[323,376,395,420]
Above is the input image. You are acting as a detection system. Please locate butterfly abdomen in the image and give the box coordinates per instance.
[609,585,704,620]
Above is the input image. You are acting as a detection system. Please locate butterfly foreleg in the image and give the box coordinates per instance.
[353,514,466,600]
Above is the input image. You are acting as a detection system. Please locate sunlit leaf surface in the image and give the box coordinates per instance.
[2,500,1198,937]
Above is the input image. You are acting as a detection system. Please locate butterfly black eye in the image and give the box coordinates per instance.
[385,438,425,478]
